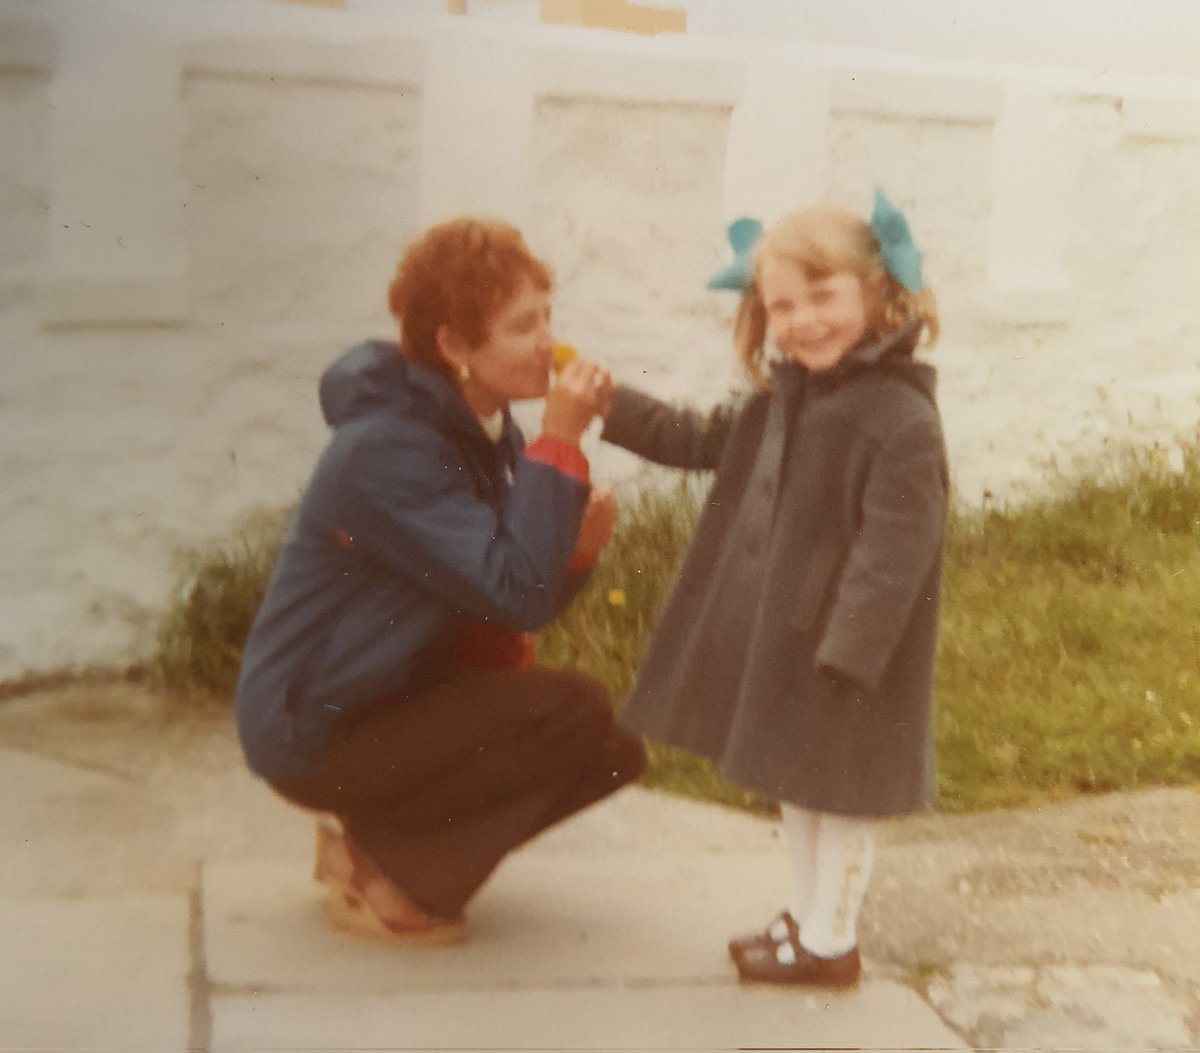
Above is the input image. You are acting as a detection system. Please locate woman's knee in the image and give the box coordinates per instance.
[553,671,646,781]
[605,724,647,784]
[526,669,615,745]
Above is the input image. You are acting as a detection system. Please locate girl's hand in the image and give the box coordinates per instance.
[574,487,617,559]
[542,358,613,446]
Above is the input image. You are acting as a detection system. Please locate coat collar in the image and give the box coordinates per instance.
[770,321,936,402]
[400,351,524,454]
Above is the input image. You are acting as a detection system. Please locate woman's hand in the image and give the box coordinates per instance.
[574,487,617,561]
[542,358,613,446]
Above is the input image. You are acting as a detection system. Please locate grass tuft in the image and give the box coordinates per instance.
[153,507,290,699]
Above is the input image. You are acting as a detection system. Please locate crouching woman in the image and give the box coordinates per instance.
[234,219,645,943]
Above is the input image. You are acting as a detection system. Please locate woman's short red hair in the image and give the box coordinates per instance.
[387,218,553,382]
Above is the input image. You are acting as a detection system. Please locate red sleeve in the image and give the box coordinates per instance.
[567,549,596,573]
[448,621,536,671]
[525,435,590,484]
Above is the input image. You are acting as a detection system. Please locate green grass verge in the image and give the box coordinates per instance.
[935,441,1200,811]
[154,439,1200,814]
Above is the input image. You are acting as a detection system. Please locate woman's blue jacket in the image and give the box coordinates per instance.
[234,340,590,782]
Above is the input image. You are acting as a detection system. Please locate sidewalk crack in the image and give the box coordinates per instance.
[189,861,213,1052]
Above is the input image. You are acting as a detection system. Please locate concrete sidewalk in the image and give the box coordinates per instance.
[204,846,964,1051]
[3,682,1199,1051]
[1,738,965,1052]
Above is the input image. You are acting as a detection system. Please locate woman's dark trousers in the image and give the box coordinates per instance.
[275,666,646,919]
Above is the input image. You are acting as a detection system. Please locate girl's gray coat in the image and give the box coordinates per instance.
[601,336,948,816]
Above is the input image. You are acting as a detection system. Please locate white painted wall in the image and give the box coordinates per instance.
[682,0,1200,84]
[1,0,1199,679]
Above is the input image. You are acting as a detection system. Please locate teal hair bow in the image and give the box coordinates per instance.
[707,192,922,294]
[706,216,763,292]
[869,189,923,293]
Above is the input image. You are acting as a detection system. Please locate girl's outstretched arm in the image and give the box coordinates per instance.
[600,385,737,470]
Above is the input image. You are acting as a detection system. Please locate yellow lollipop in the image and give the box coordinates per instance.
[551,342,578,373]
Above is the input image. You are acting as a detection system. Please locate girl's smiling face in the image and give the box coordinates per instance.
[759,253,869,373]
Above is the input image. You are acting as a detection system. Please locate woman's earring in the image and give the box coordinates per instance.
[459,362,471,382]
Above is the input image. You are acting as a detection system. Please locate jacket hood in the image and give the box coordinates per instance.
[319,340,488,436]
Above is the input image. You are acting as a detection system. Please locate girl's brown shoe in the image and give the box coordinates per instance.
[731,910,861,988]
[728,909,796,965]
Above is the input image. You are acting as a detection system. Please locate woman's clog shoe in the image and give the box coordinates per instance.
[313,817,466,944]
[324,882,467,944]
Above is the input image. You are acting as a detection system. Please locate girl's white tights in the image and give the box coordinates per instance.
[780,803,876,958]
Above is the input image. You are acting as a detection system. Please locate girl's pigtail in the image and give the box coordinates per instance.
[913,287,939,345]
[875,276,940,350]
[734,284,771,389]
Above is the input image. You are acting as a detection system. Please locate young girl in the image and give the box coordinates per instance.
[600,193,948,987]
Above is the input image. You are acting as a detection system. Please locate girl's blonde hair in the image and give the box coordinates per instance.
[734,205,939,388]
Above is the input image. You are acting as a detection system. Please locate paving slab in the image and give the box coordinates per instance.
[212,982,967,1052]
[520,785,783,854]
[864,787,1200,985]
[869,880,1200,982]
[204,853,792,991]
[0,746,188,894]
[0,893,192,1051]
[205,852,966,1051]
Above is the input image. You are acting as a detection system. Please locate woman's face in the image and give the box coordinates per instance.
[759,253,869,373]
[459,277,554,414]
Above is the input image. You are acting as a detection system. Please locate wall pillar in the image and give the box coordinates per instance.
[416,26,536,227]
[41,1,188,327]
[723,58,832,225]
[986,85,1074,323]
